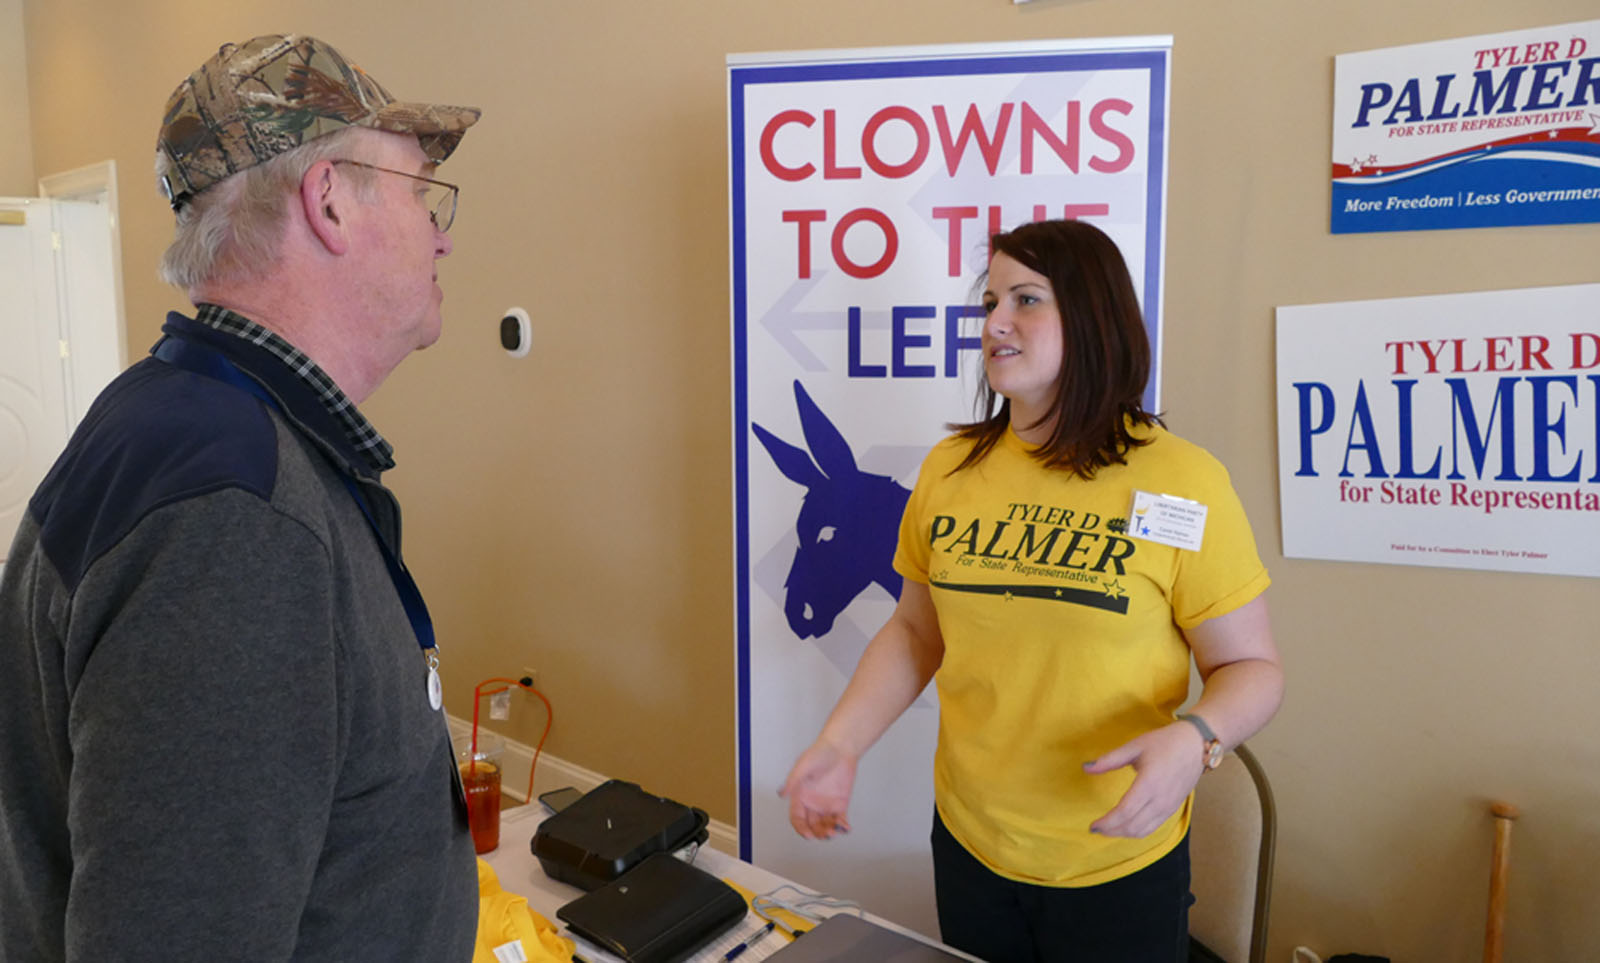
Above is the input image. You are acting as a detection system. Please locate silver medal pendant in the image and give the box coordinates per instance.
[425,650,443,711]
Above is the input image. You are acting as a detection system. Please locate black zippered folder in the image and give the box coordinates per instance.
[556,852,747,963]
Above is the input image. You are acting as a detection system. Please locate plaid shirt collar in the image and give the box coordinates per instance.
[193,303,396,472]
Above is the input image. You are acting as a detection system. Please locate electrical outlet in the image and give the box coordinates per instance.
[519,666,539,689]
[488,688,511,720]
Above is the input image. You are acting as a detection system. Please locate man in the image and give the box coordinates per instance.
[0,35,481,961]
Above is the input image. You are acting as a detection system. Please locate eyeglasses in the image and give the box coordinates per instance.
[331,160,460,233]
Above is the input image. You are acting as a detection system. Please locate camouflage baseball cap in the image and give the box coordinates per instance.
[156,34,480,211]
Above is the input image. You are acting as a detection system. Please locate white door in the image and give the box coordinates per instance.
[0,192,125,564]
[40,161,129,423]
[0,198,70,562]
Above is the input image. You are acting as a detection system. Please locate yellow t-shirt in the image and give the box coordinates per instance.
[894,424,1269,887]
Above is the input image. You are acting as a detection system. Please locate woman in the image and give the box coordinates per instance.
[779,220,1283,962]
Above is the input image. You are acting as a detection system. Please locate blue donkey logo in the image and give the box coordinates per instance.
[752,381,911,640]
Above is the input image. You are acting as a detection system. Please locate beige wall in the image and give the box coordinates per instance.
[1,0,34,193]
[18,1,1599,959]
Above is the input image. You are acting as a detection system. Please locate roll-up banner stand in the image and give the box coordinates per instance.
[730,37,1172,932]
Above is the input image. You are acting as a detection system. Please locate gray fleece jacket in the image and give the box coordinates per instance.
[0,314,477,962]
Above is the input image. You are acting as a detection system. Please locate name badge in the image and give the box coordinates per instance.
[1128,490,1208,551]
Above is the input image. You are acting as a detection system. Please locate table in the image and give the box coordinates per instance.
[481,803,975,963]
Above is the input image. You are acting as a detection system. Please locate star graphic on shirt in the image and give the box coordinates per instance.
[1102,579,1127,600]
[1366,154,1377,164]
[1003,590,1015,602]
[1588,113,1600,136]
[1054,588,1064,598]
[1348,156,1364,173]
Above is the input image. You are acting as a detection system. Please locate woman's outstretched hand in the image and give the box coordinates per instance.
[779,740,858,840]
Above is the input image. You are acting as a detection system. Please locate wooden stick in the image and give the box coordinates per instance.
[1483,801,1519,963]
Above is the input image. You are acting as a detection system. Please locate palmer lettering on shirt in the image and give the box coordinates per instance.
[925,500,1140,615]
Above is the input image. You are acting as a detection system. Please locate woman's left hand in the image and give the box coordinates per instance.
[1082,722,1205,838]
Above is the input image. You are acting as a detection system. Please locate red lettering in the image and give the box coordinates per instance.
[1417,340,1447,374]
[861,106,929,179]
[1520,335,1552,371]
[1451,338,1482,373]
[760,110,815,182]
[1484,336,1513,372]
[1386,340,1411,375]
[933,206,979,277]
[933,104,1013,176]
[1573,332,1600,369]
[1088,99,1135,173]
[782,209,827,278]
[822,110,861,180]
[760,99,1145,186]
[831,208,898,279]
[1020,101,1080,174]
[1394,335,1565,373]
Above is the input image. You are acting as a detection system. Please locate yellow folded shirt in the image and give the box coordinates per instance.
[474,858,576,963]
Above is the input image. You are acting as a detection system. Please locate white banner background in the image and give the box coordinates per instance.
[731,38,1172,934]
[1277,284,1600,578]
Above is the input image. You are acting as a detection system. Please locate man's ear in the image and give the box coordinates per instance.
[300,161,352,256]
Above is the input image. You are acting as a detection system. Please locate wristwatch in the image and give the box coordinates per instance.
[1177,713,1225,771]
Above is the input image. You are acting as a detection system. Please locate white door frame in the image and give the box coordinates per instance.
[39,159,128,377]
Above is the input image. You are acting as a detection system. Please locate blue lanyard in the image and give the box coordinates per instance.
[152,335,438,655]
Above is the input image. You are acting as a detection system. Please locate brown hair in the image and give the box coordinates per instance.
[950,219,1161,477]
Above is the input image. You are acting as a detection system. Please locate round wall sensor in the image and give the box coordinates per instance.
[500,307,531,358]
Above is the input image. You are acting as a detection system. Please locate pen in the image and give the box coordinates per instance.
[723,920,777,961]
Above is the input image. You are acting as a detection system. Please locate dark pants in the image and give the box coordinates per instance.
[931,812,1191,963]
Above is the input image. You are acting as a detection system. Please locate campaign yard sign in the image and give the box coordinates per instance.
[729,37,1171,933]
[1331,19,1600,233]
[1277,284,1600,578]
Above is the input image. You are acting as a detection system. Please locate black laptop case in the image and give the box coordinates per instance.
[531,779,711,891]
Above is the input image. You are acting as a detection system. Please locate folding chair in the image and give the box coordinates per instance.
[1188,743,1276,963]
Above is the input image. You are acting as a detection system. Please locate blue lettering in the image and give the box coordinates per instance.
[1570,57,1600,108]
[847,306,886,378]
[1527,375,1581,482]
[1426,73,1461,120]
[1392,380,1442,479]
[1293,381,1335,476]
[1524,61,1571,111]
[1384,78,1425,125]
[1339,381,1389,479]
[891,306,937,378]
[1446,377,1520,481]
[944,305,983,377]
[1352,82,1392,128]
[849,304,988,379]
[1591,375,1600,484]
[1463,67,1526,117]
